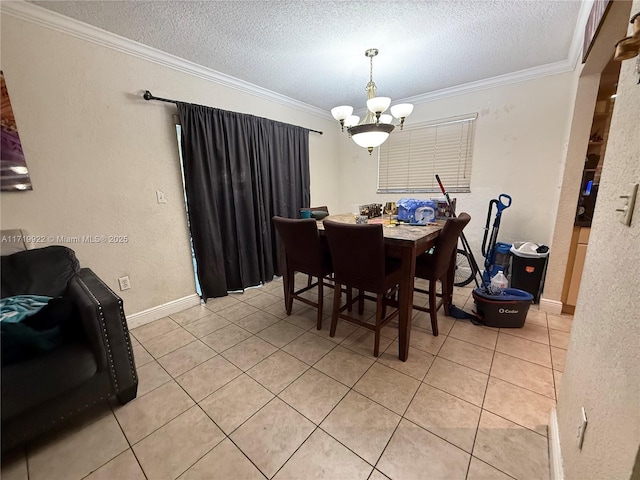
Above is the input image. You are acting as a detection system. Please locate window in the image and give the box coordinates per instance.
[377,113,477,193]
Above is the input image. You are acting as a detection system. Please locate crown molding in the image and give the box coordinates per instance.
[1,1,330,119]
[3,0,589,113]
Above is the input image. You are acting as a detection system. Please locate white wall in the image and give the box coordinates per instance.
[336,73,577,265]
[555,2,640,477]
[0,12,340,315]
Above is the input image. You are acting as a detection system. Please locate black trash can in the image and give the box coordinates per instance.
[509,242,549,303]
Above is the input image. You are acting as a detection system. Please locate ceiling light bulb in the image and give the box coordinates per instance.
[330,105,353,121]
[344,115,360,128]
[390,103,414,119]
[366,97,391,114]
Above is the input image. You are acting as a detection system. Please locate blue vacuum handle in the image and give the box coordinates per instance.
[497,194,512,213]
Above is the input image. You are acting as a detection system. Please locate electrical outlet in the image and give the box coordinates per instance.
[156,190,167,204]
[576,406,588,449]
[118,276,131,291]
[616,183,638,226]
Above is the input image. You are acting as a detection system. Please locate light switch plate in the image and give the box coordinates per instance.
[617,183,638,226]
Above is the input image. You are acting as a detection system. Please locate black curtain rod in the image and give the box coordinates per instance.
[143,90,323,135]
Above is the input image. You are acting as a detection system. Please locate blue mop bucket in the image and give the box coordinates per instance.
[472,288,533,328]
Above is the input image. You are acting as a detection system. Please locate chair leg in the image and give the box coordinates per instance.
[429,279,439,336]
[374,294,383,357]
[442,276,451,316]
[307,274,313,288]
[285,267,295,315]
[346,287,353,312]
[317,278,324,330]
[358,289,365,315]
[330,282,341,337]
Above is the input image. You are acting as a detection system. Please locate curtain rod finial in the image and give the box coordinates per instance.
[143,90,153,100]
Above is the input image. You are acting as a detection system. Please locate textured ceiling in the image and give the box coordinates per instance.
[29,0,583,112]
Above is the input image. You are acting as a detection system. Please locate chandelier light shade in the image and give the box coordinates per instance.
[331,48,414,154]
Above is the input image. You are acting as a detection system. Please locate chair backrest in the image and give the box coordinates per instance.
[431,213,471,278]
[323,220,386,293]
[272,216,328,276]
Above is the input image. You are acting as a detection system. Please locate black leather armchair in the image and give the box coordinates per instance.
[1,246,138,452]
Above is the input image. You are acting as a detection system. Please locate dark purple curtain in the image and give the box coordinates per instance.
[177,103,310,299]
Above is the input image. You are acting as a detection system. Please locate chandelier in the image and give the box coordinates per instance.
[331,48,414,154]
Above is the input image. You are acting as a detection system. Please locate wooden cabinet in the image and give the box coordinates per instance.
[564,227,590,309]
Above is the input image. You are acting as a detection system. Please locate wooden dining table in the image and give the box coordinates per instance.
[316,213,446,362]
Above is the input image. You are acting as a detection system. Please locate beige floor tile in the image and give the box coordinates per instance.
[353,363,420,415]
[176,355,242,402]
[377,340,435,381]
[466,456,513,480]
[204,295,242,313]
[28,413,129,480]
[314,345,375,387]
[247,350,309,394]
[256,319,306,347]
[411,312,456,336]
[0,448,27,480]
[377,419,469,480]
[473,410,549,480]
[230,398,315,478]
[341,327,394,358]
[156,340,216,377]
[311,316,359,343]
[221,335,278,371]
[216,301,260,322]
[551,346,567,372]
[242,292,282,309]
[178,438,264,480]
[496,332,552,368]
[114,381,194,444]
[547,314,573,333]
[526,309,548,328]
[554,371,563,398]
[132,342,154,367]
[200,324,252,352]
[170,305,214,326]
[274,428,373,480]
[438,336,494,374]
[233,310,281,333]
[405,383,481,453]
[279,368,349,424]
[85,449,145,480]
[500,323,549,345]
[449,320,498,350]
[282,331,337,365]
[262,300,290,319]
[408,327,447,355]
[490,352,555,399]
[320,391,400,465]
[142,328,197,358]
[199,374,274,434]
[483,377,555,436]
[181,313,230,338]
[136,360,172,397]
[281,308,319,330]
[369,470,391,480]
[131,317,180,343]
[133,406,224,480]
[424,357,489,407]
[549,328,570,349]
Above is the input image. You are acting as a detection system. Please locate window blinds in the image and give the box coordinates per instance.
[377,114,477,193]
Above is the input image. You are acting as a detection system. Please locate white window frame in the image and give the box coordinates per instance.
[377,113,477,194]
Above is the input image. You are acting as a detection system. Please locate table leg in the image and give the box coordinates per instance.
[397,245,417,362]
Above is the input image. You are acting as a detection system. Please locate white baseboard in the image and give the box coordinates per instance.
[126,294,201,329]
[540,298,563,315]
[549,407,564,480]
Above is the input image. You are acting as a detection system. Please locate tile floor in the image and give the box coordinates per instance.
[1,276,571,480]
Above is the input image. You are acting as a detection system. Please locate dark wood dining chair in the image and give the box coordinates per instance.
[272,216,333,330]
[302,206,330,288]
[413,213,471,336]
[323,220,401,356]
